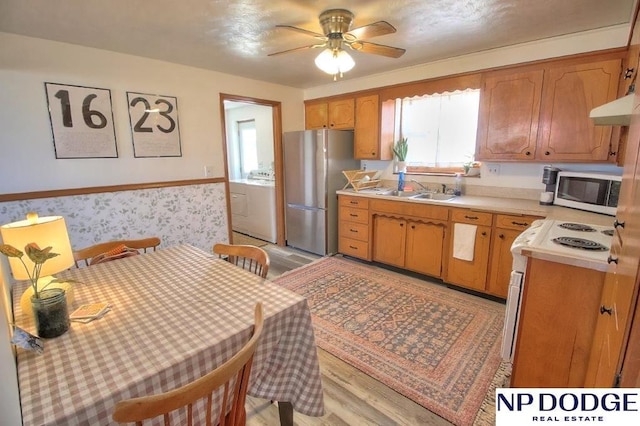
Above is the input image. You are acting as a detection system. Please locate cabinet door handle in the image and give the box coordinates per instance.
[464,215,478,220]
[499,233,505,239]
[400,223,404,227]
[600,305,613,316]
[481,231,487,236]
[411,225,415,229]
[607,256,618,264]
[349,213,358,217]
[512,221,529,226]
[525,151,531,156]
[614,219,625,229]
[349,245,358,250]
[349,228,359,233]
[371,151,376,156]
[350,200,359,205]
[545,151,550,156]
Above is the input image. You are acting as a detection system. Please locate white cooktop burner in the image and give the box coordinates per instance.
[528,220,614,265]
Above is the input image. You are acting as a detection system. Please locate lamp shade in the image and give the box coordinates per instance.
[0,214,74,280]
[315,48,355,77]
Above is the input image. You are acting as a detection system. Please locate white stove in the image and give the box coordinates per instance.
[502,219,614,362]
[523,220,614,269]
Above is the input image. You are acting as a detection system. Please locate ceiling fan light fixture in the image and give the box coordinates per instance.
[314,48,355,80]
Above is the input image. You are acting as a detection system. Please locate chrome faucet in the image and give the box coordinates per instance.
[410,179,436,193]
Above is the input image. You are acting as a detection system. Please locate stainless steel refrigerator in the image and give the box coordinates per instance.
[283,129,358,255]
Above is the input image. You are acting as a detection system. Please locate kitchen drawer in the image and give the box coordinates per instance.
[339,196,369,209]
[495,214,541,231]
[339,221,369,242]
[339,237,369,259]
[340,206,369,224]
[450,208,493,226]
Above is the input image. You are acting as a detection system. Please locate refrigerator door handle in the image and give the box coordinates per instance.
[286,203,324,211]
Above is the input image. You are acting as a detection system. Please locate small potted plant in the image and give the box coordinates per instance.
[0,243,71,338]
[463,161,481,176]
[393,137,409,172]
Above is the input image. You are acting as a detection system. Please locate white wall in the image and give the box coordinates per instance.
[0,33,306,422]
[0,32,304,194]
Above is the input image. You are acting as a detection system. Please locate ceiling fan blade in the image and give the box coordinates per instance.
[346,21,396,40]
[268,44,325,57]
[275,25,326,40]
[349,40,406,58]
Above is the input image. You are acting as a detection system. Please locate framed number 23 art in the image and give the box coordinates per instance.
[127,92,182,158]
[45,82,118,158]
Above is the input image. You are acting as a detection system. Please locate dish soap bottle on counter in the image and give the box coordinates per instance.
[398,171,405,192]
[454,173,462,196]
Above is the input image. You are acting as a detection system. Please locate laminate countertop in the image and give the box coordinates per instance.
[336,188,615,227]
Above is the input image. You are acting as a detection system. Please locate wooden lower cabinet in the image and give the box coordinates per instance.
[372,215,406,268]
[405,220,445,277]
[446,225,491,291]
[343,197,540,298]
[338,195,370,260]
[585,228,638,387]
[372,215,446,278]
[511,258,605,387]
[446,209,493,292]
[486,228,521,297]
[487,214,543,298]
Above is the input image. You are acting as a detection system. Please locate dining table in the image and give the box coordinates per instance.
[13,244,325,425]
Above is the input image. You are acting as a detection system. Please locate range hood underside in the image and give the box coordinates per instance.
[590,93,634,126]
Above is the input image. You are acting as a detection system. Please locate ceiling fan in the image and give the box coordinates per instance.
[269,9,406,79]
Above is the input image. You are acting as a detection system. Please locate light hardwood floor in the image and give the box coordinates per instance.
[247,242,455,426]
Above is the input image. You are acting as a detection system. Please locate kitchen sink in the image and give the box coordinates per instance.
[411,193,456,201]
[379,190,415,197]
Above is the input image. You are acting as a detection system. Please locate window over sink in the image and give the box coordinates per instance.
[395,88,480,174]
[237,119,258,177]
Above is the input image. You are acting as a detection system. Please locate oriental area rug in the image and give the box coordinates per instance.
[273,256,508,426]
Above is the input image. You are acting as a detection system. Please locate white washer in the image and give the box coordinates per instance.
[229,179,276,243]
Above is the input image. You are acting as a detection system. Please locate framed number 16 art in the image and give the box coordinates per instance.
[44,82,118,159]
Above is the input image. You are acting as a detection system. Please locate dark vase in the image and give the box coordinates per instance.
[31,289,70,338]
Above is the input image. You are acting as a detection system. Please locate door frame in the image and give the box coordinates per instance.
[219,93,285,246]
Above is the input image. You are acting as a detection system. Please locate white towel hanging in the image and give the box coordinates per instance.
[453,223,477,261]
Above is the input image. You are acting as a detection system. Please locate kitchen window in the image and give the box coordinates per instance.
[237,119,258,177]
[395,88,480,173]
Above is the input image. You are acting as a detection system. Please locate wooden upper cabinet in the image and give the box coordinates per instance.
[305,99,354,130]
[476,70,544,160]
[328,98,355,129]
[305,103,328,129]
[354,94,394,160]
[477,55,624,163]
[537,59,622,162]
[354,94,380,159]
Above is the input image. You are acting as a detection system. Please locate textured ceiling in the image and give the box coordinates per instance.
[0,0,636,88]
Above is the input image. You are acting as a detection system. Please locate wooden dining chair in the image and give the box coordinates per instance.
[212,243,270,279]
[112,302,264,426]
[73,237,161,267]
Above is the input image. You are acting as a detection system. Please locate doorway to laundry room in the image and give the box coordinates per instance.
[220,94,284,246]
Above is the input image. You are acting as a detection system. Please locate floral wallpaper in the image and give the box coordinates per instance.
[0,183,229,254]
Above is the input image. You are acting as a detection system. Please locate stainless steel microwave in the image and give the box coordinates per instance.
[554,171,621,216]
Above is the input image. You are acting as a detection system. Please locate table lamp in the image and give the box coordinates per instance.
[0,213,75,316]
